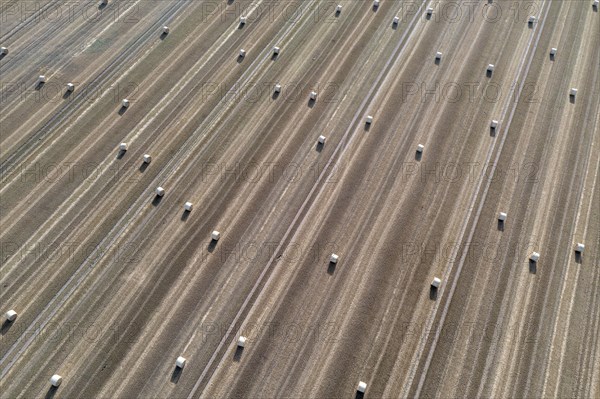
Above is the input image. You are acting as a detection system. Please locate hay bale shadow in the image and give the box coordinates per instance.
[1,320,14,336]
[233,346,244,362]
[139,162,149,173]
[152,195,163,206]
[207,239,218,253]
[497,220,504,231]
[170,366,182,383]
[327,261,336,275]
[529,260,537,274]
[429,286,438,300]
[44,386,58,399]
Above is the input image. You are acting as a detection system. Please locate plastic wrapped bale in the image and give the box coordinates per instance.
[5,310,17,322]
[50,375,62,387]
[570,88,577,98]
[357,381,367,393]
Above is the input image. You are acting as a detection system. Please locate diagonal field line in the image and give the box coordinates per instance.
[540,40,600,399]
[410,1,551,397]
[186,2,428,398]
[0,0,271,380]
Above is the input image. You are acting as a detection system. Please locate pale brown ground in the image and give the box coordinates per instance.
[0,1,598,398]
